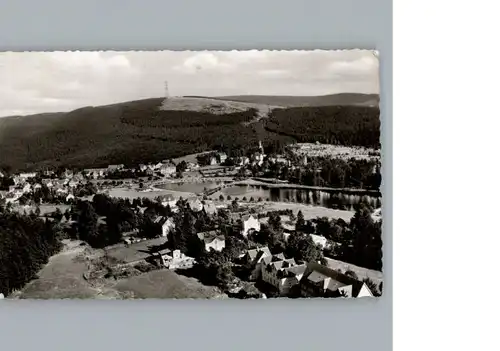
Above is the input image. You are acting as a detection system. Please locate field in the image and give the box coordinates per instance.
[104,237,167,264]
[247,201,355,222]
[114,269,225,299]
[9,239,225,300]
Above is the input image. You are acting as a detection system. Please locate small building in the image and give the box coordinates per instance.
[19,172,37,180]
[240,214,261,237]
[84,168,107,179]
[160,163,176,176]
[154,216,176,238]
[156,249,195,269]
[299,262,374,298]
[202,201,217,215]
[309,234,328,249]
[107,164,124,172]
[217,152,228,164]
[188,198,204,212]
[197,231,226,252]
[65,194,75,202]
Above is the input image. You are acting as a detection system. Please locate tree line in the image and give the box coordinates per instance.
[265,105,380,148]
[0,205,63,296]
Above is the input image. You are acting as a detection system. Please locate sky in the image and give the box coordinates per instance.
[0,50,379,117]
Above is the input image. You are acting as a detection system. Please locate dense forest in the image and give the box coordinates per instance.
[0,206,63,296]
[0,99,292,172]
[0,98,380,173]
[265,105,380,148]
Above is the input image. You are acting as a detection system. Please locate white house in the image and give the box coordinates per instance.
[65,194,75,202]
[19,172,37,179]
[202,201,217,215]
[21,183,31,193]
[84,168,107,179]
[197,231,226,252]
[160,163,176,176]
[240,214,261,237]
[154,216,175,238]
[309,234,328,249]
[217,152,228,164]
[157,249,195,269]
[188,198,204,212]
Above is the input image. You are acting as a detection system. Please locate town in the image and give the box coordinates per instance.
[0,140,382,300]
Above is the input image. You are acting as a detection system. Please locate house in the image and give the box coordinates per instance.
[63,169,74,178]
[197,231,226,252]
[160,163,176,176]
[371,208,382,222]
[243,246,272,280]
[107,164,124,172]
[217,152,228,164]
[261,257,307,296]
[41,179,54,188]
[188,198,204,212]
[84,168,107,179]
[240,214,261,237]
[56,187,68,195]
[209,156,218,166]
[299,262,374,298]
[21,183,31,193]
[0,171,4,178]
[68,179,79,188]
[158,194,176,207]
[202,201,217,215]
[153,216,176,238]
[156,249,195,269]
[309,234,328,249]
[260,255,304,295]
[33,183,42,190]
[19,172,37,179]
[161,217,175,238]
[65,194,75,202]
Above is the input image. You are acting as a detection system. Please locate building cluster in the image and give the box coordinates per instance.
[242,246,373,298]
[0,170,86,205]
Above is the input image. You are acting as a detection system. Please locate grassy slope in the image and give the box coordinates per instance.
[201,93,380,107]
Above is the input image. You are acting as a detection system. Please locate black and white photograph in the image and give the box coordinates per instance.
[0,50,382,300]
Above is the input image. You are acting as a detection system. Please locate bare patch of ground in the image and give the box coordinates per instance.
[114,269,226,299]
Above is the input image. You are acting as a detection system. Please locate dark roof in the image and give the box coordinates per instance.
[301,262,368,297]
[197,230,225,243]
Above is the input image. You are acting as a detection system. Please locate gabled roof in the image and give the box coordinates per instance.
[246,246,271,261]
[301,262,369,297]
[242,214,257,222]
[197,230,225,244]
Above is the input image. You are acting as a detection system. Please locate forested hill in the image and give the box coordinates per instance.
[0,96,380,173]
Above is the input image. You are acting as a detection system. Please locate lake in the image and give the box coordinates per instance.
[218,184,382,210]
[157,181,224,194]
